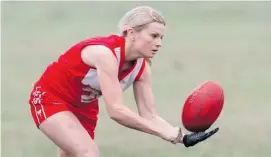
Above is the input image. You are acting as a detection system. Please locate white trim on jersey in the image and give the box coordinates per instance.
[80,59,144,103]
[120,58,144,91]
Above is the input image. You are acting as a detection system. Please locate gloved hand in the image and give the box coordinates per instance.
[182,127,219,147]
[171,127,219,147]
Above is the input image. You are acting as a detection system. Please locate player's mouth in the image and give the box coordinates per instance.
[152,49,158,54]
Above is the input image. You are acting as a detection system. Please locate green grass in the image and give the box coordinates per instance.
[2,1,271,157]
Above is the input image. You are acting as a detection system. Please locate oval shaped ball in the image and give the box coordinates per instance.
[182,81,224,132]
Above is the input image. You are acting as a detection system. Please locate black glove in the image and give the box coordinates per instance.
[182,127,219,147]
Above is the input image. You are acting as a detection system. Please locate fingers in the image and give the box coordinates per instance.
[200,127,219,141]
[182,127,219,147]
[208,127,219,134]
[206,127,219,138]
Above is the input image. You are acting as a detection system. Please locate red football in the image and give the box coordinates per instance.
[182,81,224,132]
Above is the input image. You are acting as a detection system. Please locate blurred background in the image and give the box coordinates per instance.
[2,1,271,157]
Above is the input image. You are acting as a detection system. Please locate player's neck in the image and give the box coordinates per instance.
[124,41,141,61]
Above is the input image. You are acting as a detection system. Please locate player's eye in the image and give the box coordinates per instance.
[151,34,158,38]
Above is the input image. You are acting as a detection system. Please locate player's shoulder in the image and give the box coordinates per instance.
[81,35,124,68]
[78,34,125,49]
[81,34,124,57]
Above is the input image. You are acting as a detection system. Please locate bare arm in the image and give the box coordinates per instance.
[133,62,184,142]
[81,46,177,142]
[133,63,222,146]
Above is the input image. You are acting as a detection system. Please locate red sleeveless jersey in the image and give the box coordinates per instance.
[36,34,146,107]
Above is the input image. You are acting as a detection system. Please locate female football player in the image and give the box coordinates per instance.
[28,6,218,157]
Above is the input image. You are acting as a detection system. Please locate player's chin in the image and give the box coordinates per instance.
[141,52,155,59]
[145,55,154,59]
[141,50,156,58]
[148,52,156,58]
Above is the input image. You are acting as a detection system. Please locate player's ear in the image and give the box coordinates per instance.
[126,28,136,41]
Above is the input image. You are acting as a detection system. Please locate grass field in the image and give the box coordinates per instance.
[2,1,271,157]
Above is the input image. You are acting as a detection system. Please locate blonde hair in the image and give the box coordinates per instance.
[118,6,166,66]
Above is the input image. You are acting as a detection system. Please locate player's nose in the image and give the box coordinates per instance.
[155,38,162,48]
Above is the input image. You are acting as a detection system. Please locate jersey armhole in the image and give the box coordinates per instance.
[135,59,146,82]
